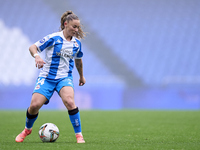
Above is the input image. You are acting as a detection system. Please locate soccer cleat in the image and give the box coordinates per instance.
[76,134,85,143]
[15,128,32,142]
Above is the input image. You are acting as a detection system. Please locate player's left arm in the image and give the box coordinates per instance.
[75,59,86,86]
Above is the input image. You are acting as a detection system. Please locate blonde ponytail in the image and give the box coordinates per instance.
[60,10,86,39]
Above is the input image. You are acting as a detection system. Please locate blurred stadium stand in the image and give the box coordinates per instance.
[0,0,200,110]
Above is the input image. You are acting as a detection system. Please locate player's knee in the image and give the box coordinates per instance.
[63,96,76,110]
[67,101,76,109]
[29,101,42,112]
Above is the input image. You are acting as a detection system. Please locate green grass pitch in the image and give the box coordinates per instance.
[0,110,200,150]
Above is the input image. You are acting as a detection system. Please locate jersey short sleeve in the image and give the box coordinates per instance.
[34,35,54,53]
[74,39,83,59]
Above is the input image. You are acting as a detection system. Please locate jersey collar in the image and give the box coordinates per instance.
[61,30,76,42]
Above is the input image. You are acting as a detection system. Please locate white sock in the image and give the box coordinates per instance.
[75,132,82,136]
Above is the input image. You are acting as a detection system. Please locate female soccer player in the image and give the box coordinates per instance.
[15,10,86,143]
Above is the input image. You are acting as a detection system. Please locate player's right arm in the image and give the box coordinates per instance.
[29,44,46,69]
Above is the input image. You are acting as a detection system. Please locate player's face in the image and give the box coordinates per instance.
[64,19,80,37]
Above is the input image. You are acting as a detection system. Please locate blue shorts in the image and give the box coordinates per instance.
[33,77,74,104]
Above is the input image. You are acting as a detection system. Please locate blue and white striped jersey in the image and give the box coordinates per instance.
[34,31,83,79]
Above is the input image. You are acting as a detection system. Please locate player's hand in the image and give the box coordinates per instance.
[79,76,86,86]
[35,56,46,69]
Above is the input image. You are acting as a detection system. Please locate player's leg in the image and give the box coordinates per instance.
[59,85,85,143]
[15,93,47,142]
[15,77,55,143]
[26,93,47,128]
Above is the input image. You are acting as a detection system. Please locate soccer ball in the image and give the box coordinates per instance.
[38,123,59,142]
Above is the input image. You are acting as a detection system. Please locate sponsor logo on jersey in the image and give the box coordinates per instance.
[40,38,45,43]
[56,39,62,43]
[56,49,73,59]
